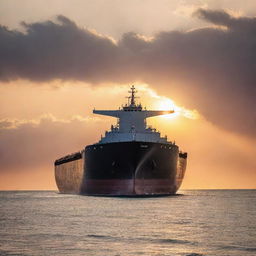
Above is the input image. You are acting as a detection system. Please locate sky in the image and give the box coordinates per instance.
[0,0,256,190]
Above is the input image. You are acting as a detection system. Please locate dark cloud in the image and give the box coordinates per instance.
[0,10,255,137]
[195,8,256,31]
[0,15,119,82]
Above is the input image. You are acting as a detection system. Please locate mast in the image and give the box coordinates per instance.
[128,85,137,106]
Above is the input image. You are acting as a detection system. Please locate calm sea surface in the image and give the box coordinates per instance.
[0,190,255,256]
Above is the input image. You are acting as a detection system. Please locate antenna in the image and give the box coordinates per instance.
[126,85,139,106]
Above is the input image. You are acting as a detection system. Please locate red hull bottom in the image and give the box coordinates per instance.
[81,179,177,196]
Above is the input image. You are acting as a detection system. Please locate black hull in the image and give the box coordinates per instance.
[55,141,187,196]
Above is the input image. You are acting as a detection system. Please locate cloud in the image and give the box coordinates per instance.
[194,8,256,30]
[0,115,105,172]
[0,10,255,137]
[0,15,119,82]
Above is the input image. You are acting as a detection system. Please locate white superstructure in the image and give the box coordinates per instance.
[93,86,174,144]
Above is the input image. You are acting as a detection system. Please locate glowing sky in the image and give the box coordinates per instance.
[0,0,256,189]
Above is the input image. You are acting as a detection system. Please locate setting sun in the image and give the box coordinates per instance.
[153,96,200,120]
[156,98,179,119]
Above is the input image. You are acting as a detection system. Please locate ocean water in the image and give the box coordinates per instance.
[0,190,255,256]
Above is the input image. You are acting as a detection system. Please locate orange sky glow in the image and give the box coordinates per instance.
[0,82,255,190]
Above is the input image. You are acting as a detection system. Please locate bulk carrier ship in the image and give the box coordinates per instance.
[54,86,187,196]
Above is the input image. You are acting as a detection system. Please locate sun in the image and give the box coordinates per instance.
[155,98,180,119]
[154,97,200,120]
[140,85,200,120]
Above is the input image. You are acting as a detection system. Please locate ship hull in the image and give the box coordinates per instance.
[55,141,187,196]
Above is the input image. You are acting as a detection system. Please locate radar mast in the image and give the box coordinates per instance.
[127,85,138,106]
